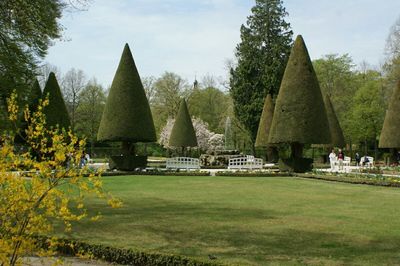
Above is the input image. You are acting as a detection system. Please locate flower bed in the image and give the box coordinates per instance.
[295,172,400,188]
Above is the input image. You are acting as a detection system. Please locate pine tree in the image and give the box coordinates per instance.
[268,35,330,171]
[169,99,197,150]
[42,72,70,129]
[379,81,400,148]
[324,94,345,148]
[229,0,292,151]
[97,44,156,155]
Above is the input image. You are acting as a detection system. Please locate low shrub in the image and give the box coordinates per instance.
[215,171,289,177]
[35,236,218,265]
[296,172,400,188]
[100,170,211,177]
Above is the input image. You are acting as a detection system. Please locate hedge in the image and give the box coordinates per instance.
[35,236,219,266]
[215,171,290,177]
[295,173,400,188]
[99,170,211,177]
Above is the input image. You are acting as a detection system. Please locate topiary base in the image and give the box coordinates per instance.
[279,158,313,173]
[109,155,147,171]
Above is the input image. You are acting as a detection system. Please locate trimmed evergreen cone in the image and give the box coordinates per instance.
[43,72,71,129]
[169,99,198,149]
[268,35,330,172]
[15,79,43,143]
[255,94,278,162]
[324,94,345,148]
[97,43,156,145]
[97,44,156,170]
[255,94,274,147]
[379,81,400,148]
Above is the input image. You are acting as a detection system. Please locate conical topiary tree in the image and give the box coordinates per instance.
[255,94,278,162]
[324,94,345,148]
[268,35,330,171]
[379,81,400,149]
[43,72,70,129]
[97,44,156,169]
[15,79,43,143]
[169,98,197,153]
[29,79,43,113]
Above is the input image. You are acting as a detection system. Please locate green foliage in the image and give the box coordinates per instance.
[312,54,358,142]
[169,99,198,148]
[97,44,156,143]
[75,80,106,144]
[379,82,400,148]
[0,0,63,103]
[298,173,400,188]
[269,35,331,146]
[35,236,218,266]
[215,171,285,177]
[324,94,345,147]
[150,72,191,133]
[255,94,274,147]
[54,175,400,265]
[42,72,71,129]
[29,79,43,113]
[15,79,43,143]
[349,79,384,143]
[229,0,292,144]
[189,86,232,133]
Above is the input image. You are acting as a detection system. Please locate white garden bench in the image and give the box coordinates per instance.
[228,155,263,170]
[166,157,200,170]
[360,156,374,167]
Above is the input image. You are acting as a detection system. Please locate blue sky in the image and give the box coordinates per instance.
[45,0,400,88]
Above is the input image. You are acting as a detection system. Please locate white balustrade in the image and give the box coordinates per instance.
[166,157,200,170]
[228,155,263,170]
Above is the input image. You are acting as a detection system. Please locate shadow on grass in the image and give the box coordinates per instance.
[63,197,400,265]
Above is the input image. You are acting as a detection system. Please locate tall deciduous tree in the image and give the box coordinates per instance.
[151,72,191,133]
[75,79,106,149]
[62,68,87,130]
[229,0,292,150]
[189,86,232,133]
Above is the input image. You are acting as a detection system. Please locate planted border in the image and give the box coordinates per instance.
[295,173,400,188]
[35,236,220,266]
[215,171,290,177]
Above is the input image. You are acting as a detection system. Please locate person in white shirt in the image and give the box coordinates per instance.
[329,149,337,171]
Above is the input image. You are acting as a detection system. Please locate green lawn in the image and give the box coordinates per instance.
[59,175,400,265]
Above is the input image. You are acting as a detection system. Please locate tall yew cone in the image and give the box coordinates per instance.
[97,44,156,156]
[268,35,330,171]
[255,94,277,162]
[169,99,197,151]
[15,79,43,143]
[255,94,274,147]
[379,81,400,149]
[324,94,345,148]
[43,72,71,129]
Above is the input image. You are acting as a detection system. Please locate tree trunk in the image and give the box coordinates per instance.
[121,141,134,156]
[291,142,303,159]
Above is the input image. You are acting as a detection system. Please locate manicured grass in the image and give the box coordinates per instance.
[59,175,400,265]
